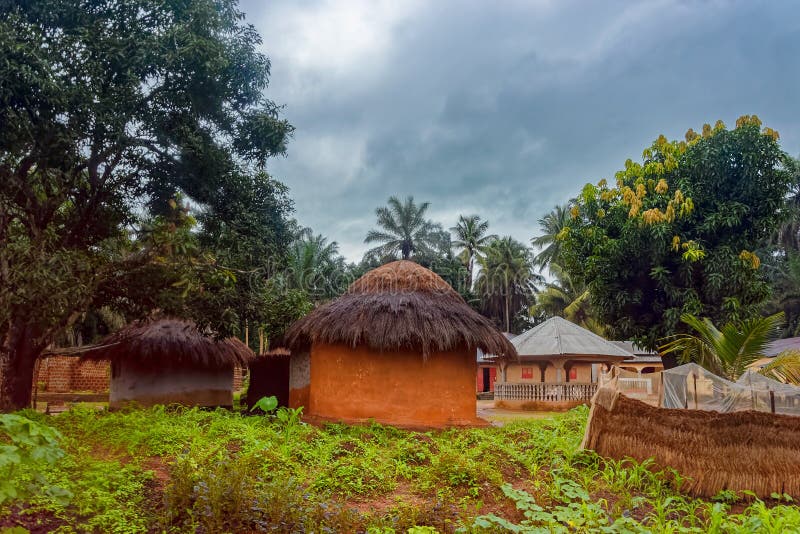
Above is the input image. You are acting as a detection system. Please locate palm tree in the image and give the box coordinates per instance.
[450,215,496,288]
[531,204,571,272]
[364,196,437,260]
[660,312,785,380]
[474,236,537,332]
[286,230,344,301]
[760,350,800,384]
[530,264,604,334]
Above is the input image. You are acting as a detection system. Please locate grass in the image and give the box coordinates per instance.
[0,404,798,533]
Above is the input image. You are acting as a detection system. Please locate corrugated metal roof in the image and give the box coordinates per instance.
[764,337,800,357]
[512,317,634,358]
[610,341,663,363]
[477,332,516,362]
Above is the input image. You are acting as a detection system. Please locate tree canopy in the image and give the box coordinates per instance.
[558,117,792,350]
[364,196,439,261]
[0,0,296,409]
[475,236,537,333]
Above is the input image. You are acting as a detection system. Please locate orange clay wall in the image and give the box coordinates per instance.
[308,343,478,427]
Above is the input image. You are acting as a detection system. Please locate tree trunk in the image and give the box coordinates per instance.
[466,254,473,290]
[505,291,510,333]
[0,322,45,412]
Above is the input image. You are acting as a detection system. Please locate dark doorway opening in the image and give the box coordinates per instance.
[482,367,491,392]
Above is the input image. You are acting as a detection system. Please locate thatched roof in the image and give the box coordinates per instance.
[582,387,800,498]
[283,260,517,358]
[83,319,254,370]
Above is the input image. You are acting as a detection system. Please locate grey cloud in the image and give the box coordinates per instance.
[241,0,800,261]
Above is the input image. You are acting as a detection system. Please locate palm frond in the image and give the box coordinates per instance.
[760,349,800,384]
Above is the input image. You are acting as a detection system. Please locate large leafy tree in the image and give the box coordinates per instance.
[474,237,537,333]
[558,117,792,350]
[451,215,496,289]
[0,0,293,410]
[660,312,783,381]
[364,196,437,260]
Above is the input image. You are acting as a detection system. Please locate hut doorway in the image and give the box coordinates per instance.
[482,368,491,392]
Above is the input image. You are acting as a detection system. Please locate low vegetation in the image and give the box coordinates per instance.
[1,406,798,533]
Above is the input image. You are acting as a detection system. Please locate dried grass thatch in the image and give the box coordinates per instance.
[582,388,800,498]
[284,260,517,358]
[83,319,254,370]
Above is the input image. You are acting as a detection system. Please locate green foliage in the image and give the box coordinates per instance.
[450,214,497,289]
[531,204,571,272]
[250,395,279,413]
[3,405,799,532]
[282,228,349,302]
[0,0,296,409]
[760,349,800,384]
[0,414,69,505]
[559,118,792,349]
[660,312,784,379]
[474,236,538,332]
[364,196,440,261]
[530,263,604,334]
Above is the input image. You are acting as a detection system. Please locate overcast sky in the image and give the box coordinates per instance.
[239,0,800,262]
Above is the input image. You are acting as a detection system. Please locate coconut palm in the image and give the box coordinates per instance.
[364,196,437,260]
[760,350,800,384]
[474,236,537,332]
[530,263,604,334]
[531,204,571,272]
[660,312,785,380]
[450,215,496,288]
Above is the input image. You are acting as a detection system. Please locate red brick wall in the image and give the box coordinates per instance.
[30,357,245,394]
[34,356,110,393]
[233,363,247,391]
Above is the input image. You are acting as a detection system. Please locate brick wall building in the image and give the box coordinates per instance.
[30,356,247,394]
[34,356,110,393]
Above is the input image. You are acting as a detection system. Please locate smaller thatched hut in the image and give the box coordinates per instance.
[84,319,253,409]
[282,260,516,427]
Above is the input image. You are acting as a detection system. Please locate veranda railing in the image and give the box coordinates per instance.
[494,382,597,402]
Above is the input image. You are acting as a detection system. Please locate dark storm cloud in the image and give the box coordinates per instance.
[240,0,800,261]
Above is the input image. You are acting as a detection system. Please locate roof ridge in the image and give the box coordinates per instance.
[512,316,633,357]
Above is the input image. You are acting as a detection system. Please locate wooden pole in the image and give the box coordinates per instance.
[693,373,698,410]
[684,378,689,409]
[770,390,776,414]
[32,357,42,410]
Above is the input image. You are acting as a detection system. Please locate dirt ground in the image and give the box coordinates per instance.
[476,399,559,425]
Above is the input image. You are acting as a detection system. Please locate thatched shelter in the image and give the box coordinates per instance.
[582,385,800,499]
[283,260,516,427]
[84,319,253,409]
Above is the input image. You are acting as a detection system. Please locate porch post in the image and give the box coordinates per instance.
[553,359,565,383]
[499,360,508,383]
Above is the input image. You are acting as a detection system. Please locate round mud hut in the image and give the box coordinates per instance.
[283,260,517,427]
[84,319,253,409]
